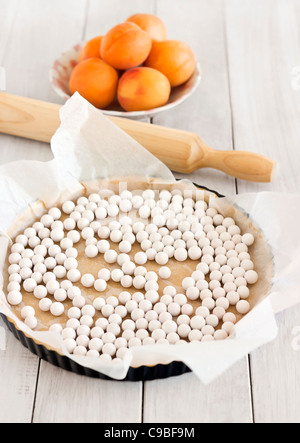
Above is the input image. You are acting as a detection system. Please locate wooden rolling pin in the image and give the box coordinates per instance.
[0,92,275,182]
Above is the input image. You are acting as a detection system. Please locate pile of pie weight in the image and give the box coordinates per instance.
[6,186,258,364]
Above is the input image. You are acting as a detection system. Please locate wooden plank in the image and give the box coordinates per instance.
[151,0,237,196]
[0,134,53,166]
[144,363,252,423]
[1,0,87,102]
[0,2,46,165]
[143,0,252,424]
[225,0,300,194]
[32,0,156,423]
[0,0,88,166]
[0,0,19,64]
[0,0,88,424]
[250,305,300,423]
[225,0,300,422]
[0,318,39,423]
[85,0,157,41]
[32,360,142,423]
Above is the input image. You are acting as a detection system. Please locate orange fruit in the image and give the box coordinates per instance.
[126,13,167,41]
[101,22,152,70]
[69,58,118,108]
[118,67,171,111]
[145,40,196,87]
[78,36,103,63]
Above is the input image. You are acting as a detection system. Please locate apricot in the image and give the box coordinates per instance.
[126,13,167,41]
[145,40,196,87]
[78,36,103,63]
[118,67,171,112]
[100,22,152,70]
[69,58,118,108]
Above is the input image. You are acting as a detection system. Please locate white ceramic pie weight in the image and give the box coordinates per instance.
[0,92,300,383]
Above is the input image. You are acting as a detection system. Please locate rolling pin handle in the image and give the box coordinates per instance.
[193,137,276,183]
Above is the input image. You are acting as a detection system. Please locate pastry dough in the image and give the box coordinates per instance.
[3,177,274,355]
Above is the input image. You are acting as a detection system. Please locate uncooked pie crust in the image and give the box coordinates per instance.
[2,177,274,356]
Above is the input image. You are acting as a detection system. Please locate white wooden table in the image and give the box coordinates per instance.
[1,0,300,424]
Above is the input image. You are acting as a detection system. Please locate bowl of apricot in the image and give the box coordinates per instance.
[50,14,201,118]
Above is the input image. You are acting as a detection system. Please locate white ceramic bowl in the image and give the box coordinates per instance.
[50,43,201,119]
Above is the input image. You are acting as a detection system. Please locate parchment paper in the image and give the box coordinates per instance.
[0,92,299,384]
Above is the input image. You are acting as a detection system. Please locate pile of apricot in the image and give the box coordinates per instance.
[69,14,196,112]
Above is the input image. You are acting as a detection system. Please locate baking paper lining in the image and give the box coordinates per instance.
[0,93,299,384]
